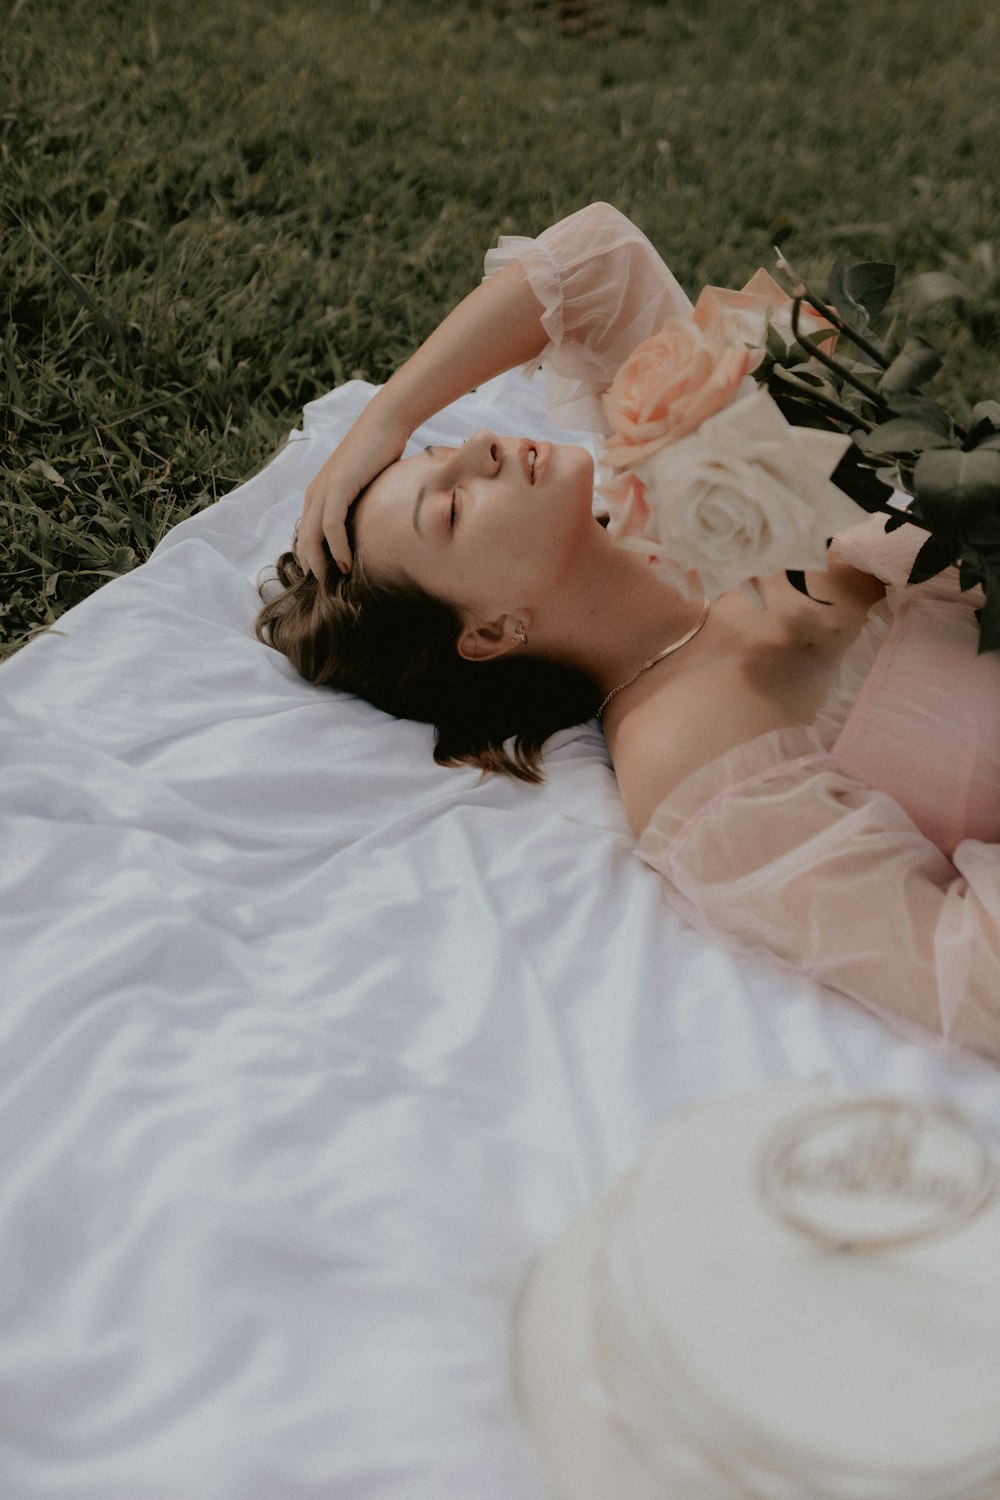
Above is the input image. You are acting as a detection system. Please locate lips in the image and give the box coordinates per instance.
[522,440,550,484]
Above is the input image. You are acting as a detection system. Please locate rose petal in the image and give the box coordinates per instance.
[621,387,867,600]
[600,311,750,467]
[694,273,837,370]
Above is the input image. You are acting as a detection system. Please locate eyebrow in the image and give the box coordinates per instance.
[412,446,439,535]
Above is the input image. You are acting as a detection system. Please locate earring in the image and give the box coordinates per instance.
[514,621,528,647]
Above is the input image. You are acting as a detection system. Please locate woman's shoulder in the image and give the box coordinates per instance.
[605,565,889,837]
[605,660,815,837]
[611,690,826,840]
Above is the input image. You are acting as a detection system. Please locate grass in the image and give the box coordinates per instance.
[3,0,998,658]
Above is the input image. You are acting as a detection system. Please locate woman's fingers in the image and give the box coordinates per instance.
[296,471,353,578]
[294,503,326,579]
[295,497,352,578]
[295,402,409,576]
[297,515,351,578]
[323,514,352,575]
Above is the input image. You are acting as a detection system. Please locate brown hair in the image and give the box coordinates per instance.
[254,507,599,782]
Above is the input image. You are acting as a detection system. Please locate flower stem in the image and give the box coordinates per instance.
[791,299,888,407]
[769,366,876,430]
[799,291,891,370]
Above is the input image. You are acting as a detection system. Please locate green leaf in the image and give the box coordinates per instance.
[974,576,1000,653]
[882,311,905,360]
[965,417,1000,453]
[768,391,844,432]
[878,336,943,395]
[883,394,955,437]
[912,447,1000,534]
[828,446,895,512]
[959,555,986,592]
[965,403,1000,453]
[785,569,832,603]
[902,271,974,325]
[831,358,884,382]
[972,400,1000,429]
[827,259,895,327]
[966,510,1000,546]
[855,417,954,456]
[908,534,958,585]
[765,323,789,361]
[784,368,826,388]
[30,458,64,484]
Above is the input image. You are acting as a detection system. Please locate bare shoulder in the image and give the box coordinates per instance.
[602,565,887,837]
[603,679,735,837]
[603,646,816,837]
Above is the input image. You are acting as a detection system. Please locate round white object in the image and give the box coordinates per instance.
[512,1082,1000,1500]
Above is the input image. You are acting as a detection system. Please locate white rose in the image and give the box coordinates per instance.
[620,387,867,604]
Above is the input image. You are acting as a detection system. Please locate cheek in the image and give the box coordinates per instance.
[560,443,596,496]
[575,445,596,483]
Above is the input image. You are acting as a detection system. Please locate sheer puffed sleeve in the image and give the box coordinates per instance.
[635,727,1000,1065]
[483,201,692,433]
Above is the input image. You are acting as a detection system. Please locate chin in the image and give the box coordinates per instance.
[553,442,595,501]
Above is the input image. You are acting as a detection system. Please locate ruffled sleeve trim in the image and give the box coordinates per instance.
[634,724,1000,1063]
[484,233,566,359]
[482,202,694,435]
[813,597,894,749]
[636,725,829,869]
[484,230,622,434]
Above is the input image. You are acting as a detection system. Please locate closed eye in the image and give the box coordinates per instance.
[449,492,458,528]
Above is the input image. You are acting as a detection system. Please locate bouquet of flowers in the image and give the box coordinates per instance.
[599,248,1000,649]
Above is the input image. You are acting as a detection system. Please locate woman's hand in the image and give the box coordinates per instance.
[295,397,410,576]
[295,261,548,576]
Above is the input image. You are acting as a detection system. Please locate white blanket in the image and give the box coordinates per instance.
[2,373,997,1500]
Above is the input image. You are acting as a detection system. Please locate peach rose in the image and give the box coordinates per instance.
[597,468,652,540]
[613,387,866,605]
[601,312,751,471]
[694,269,837,373]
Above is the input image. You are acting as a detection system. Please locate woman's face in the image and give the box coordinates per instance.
[353,431,596,630]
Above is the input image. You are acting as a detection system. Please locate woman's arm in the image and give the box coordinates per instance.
[295,202,690,576]
[637,750,1000,1064]
[295,261,550,577]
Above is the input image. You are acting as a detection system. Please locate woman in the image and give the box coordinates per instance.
[257,203,1000,1063]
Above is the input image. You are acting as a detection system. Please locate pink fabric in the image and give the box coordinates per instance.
[486,206,1000,1063]
[484,202,692,435]
[634,525,1000,1061]
[828,522,1000,854]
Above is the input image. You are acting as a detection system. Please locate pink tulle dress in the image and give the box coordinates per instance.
[485,202,1000,1063]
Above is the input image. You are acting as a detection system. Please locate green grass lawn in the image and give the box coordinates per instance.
[3,0,998,658]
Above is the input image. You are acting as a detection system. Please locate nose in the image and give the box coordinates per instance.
[464,430,501,474]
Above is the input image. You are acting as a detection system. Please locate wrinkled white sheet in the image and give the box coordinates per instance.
[1,372,997,1500]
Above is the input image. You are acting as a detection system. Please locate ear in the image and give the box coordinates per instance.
[457,613,528,662]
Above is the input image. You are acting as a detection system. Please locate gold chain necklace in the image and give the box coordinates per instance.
[596,597,711,719]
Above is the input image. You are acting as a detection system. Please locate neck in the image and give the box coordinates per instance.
[532,523,707,698]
